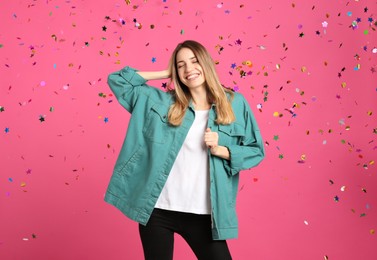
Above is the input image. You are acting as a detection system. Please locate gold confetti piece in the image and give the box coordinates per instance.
[371,229,375,235]
[273,112,280,117]
[341,82,347,88]
[276,64,280,69]
[345,126,350,131]
[125,0,131,5]
[292,103,298,108]
[242,60,252,67]
[370,160,375,165]
[367,111,373,116]
[301,154,306,161]
[20,182,26,187]
[301,66,307,72]
[324,255,329,260]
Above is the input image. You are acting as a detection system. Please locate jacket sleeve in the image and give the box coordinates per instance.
[107,66,147,113]
[224,95,265,176]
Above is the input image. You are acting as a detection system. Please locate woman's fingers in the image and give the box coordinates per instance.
[204,128,218,148]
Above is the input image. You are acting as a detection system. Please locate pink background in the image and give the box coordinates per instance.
[1,0,376,259]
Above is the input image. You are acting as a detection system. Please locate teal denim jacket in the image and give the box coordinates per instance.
[104,66,265,240]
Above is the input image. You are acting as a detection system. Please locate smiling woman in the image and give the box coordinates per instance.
[104,40,265,260]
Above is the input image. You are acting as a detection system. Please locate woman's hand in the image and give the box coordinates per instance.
[204,128,218,149]
[204,128,230,160]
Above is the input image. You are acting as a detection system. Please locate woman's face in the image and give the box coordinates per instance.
[176,47,206,91]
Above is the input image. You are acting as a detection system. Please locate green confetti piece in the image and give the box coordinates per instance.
[180,29,184,35]
[0,44,3,48]
[49,107,54,112]
[363,30,369,35]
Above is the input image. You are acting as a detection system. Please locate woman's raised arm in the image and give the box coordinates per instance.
[137,69,171,81]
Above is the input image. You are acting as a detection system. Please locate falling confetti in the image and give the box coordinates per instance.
[0,2,376,260]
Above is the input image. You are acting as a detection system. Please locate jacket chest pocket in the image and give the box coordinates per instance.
[217,123,245,146]
[142,103,170,144]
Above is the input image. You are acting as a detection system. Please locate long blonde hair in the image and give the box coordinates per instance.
[167,40,235,126]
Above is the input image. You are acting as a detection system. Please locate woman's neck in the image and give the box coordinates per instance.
[192,97,211,110]
[189,86,211,110]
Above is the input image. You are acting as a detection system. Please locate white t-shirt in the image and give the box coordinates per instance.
[155,110,211,214]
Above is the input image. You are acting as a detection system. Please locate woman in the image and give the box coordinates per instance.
[105,40,265,259]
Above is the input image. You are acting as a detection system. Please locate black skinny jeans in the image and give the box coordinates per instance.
[139,208,232,260]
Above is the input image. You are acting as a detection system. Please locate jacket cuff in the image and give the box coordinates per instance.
[223,145,243,176]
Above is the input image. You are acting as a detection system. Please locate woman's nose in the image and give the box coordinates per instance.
[185,63,194,72]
